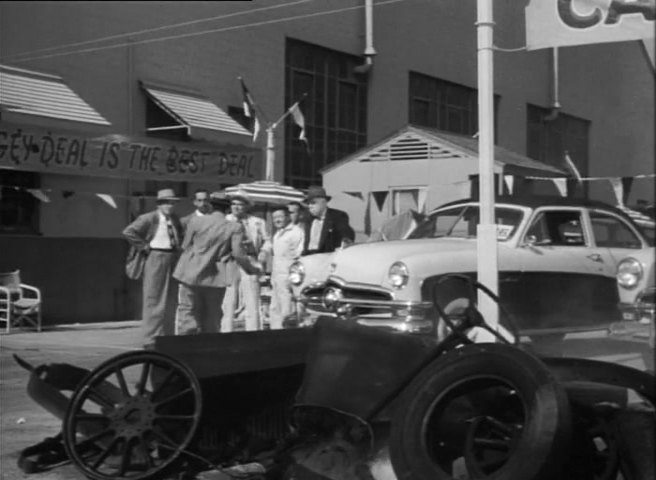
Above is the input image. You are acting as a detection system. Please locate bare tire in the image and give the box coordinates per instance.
[389,343,571,480]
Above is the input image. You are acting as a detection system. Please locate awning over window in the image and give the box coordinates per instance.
[141,81,250,137]
[0,64,110,125]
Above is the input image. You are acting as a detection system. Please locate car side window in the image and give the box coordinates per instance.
[525,210,585,246]
[589,211,642,249]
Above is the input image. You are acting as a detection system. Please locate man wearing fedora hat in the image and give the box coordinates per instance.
[222,190,270,332]
[302,185,355,256]
[123,188,183,348]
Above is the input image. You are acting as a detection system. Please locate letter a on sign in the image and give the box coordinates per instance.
[525,0,655,51]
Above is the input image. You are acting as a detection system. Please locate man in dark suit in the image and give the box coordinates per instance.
[302,185,355,255]
[123,188,183,348]
[173,192,245,334]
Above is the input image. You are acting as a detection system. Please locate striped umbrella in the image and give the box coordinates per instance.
[617,204,655,227]
[224,180,305,206]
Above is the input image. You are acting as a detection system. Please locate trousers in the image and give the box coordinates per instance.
[269,272,293,330]
[141,250,178,347]
[177,283,225,335]
[221,267,261,332]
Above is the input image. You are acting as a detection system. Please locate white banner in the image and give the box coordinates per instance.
[526,0,655,51]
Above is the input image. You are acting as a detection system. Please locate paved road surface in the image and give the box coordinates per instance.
[0,323,653,480]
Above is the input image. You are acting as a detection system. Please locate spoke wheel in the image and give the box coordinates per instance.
[63,351,202,480]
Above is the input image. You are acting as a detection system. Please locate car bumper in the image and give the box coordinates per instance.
[296,280,435,334]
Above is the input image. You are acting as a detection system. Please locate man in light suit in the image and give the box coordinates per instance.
[173,192,245,335]
[302,186,355,256]
[123,188,183,348]
[222,191,270,332]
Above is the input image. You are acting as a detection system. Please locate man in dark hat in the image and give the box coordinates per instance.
[302,185,355,255]
[123,188,183,348]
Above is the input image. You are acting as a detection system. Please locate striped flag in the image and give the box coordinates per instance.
[239,77,260,142]
[289,102,309,150]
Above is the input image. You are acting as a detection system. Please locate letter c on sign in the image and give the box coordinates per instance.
[558,0,603,29]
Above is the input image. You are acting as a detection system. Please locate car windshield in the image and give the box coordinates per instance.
[408,205,524,241]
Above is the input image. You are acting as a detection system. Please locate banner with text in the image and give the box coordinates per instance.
[526,0,655,51]
[0,123,262,183]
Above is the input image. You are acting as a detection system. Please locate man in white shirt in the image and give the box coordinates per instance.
[261,206,304,329]
[122,189,182,348]
[222,191,270,332]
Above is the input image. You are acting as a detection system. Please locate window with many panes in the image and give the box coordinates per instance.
[285,39,368,189]
[0,170,40,234]
[526,105,590,196]
[409,72,495,136]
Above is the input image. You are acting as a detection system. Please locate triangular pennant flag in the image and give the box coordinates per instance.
[504,175,514,195]
[609,178,624,206]
[289,102,309,152]
[621,177,634,205]
[417,189,427,213]
[364,193,372,237]
[564,151,582,183]
[552,178,567,197]
[27,188,50,203]
[372,191,388,212]
[97,193,117,208]
[62,190,75,199]
[344,191,364,200]
[239,77,260,143]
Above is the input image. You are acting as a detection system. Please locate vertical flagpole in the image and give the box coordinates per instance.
[476,0,499,329]
[265,126,275,181]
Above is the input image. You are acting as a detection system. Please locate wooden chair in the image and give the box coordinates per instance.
[0,270,42,333]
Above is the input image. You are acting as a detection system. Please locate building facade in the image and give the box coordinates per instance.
[1,0,653,323]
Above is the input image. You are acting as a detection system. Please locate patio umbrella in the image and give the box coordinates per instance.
[617,204,655,227]
[224,180,305,206]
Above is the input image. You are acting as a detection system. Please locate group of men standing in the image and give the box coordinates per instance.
[123,185,354,349]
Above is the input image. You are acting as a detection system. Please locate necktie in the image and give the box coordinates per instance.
[166,218,178,249]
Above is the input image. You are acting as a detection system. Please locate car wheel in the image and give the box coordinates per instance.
[389,343,571,480]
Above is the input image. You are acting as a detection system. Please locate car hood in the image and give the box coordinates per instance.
[332,237,479,286]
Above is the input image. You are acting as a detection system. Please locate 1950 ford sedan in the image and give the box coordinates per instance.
[299,196,651,338]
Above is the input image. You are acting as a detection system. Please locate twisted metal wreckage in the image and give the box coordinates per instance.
[14,276,656,480]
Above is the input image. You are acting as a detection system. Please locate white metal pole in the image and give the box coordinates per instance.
[476,0,499,329]
[265,126,275,181]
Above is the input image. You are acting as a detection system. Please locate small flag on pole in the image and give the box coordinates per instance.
[289,102,309,150]
[27,188,50,203]
[239,77,260,142]
[97,193,117,208]
[564,152,582,183]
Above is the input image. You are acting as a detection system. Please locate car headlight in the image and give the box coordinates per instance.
[388,261,409,289]
[288,261,305,286]
[617,257,643,290]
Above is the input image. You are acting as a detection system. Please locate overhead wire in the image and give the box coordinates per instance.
[1,0,314,61]
[3,0,406,64]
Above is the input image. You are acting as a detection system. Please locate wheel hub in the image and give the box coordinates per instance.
[109,394,156,437]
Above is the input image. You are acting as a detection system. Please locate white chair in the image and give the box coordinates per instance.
[0,270,42,333]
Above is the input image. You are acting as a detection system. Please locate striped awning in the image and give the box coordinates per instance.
[0,64,110,125]
[141,81,250,136]
[225,181,305,205]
